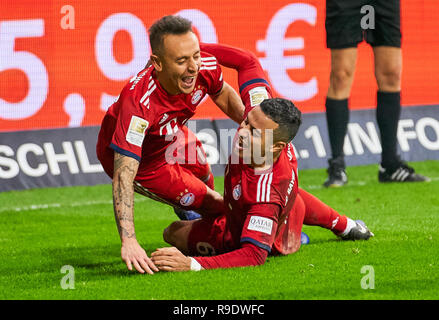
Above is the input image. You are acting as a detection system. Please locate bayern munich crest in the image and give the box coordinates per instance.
[191,89,203,104]
[232,184,242,200]
[180,192,195,206]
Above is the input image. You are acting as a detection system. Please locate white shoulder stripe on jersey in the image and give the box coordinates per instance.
[260,174,269,202]
[201,60,217,66]
[147,83,156,96]
[201,56,217,61]
[140,92,148,104]
[256,174,265,202]
[139,80,156,108]
[266,173,273,202]
[256,172,273,202]
[200,66,217,71]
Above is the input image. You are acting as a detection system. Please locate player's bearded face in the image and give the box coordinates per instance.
[158,32,201,95]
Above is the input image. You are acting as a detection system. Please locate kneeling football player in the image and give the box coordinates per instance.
[151,97,373,271]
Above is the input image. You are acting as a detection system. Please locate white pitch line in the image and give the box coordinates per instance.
[302,180,367,190]
[1,177,438,213]
[301,176,439,190]
[0,197,149,213]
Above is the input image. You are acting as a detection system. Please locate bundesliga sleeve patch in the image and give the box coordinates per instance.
[126,116,149,147]
[249,87,269,107]
[247,216,273,235]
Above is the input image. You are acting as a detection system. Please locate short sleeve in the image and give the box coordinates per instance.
[110,85,151,162]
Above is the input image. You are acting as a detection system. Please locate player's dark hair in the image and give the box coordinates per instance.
[149,15,193,56]
[259,98,302,143]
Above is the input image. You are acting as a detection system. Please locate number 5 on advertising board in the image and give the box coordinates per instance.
[0,20,48,120]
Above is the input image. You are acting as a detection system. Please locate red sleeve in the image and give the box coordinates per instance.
[200,43,272,114]
[110,78,152,161]
[240,203,281,252]
[193,203,280,270]
[200,43,259,75]
[200,43,270,92]
[200,53,224,96]
[194,242,268,269]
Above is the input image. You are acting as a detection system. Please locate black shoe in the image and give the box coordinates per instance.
[378,162,430,183]
[339,220,374,241]
[323,158,348,188]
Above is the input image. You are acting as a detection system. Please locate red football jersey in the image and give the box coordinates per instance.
[99,52,223,175]
[222,142,299,255]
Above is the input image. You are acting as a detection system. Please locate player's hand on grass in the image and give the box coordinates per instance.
[121,239,159,274]
[151,247,192,272]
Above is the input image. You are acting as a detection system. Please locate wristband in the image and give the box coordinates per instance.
[190,257,203,271]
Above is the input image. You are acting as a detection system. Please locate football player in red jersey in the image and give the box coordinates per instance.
[96,16,246,274]
[150,44,374,272]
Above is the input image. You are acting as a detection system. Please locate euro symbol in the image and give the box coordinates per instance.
[256,3,317,101]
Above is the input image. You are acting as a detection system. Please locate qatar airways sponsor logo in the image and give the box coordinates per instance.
[247,216,273,235]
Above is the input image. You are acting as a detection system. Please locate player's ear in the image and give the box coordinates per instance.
[271,141,286,154]
[150,54,163,72]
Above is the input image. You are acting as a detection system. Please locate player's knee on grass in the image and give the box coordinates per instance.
[163,222,176,245]
[198,187,224,217]
[163,220,192,253]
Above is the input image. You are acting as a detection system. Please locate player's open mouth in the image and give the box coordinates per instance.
[181,76,195,89]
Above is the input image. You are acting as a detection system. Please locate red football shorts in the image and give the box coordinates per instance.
[186,215,229,256]
[97,125,213,210]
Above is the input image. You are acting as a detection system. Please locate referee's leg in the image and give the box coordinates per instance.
[373,46,401,92]
[373,46,428,181]
[373,46,402,168]
[323,48,357,187]
[327,48,358,100]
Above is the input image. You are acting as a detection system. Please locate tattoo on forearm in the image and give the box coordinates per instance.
[113,153,139,240]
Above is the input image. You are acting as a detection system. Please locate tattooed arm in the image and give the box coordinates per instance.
[112,152,159,274]
[113,152,138,240]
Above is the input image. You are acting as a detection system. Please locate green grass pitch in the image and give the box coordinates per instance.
[0,160,438,300]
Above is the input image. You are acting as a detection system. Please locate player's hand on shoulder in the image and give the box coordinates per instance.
[151,247,192,272]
